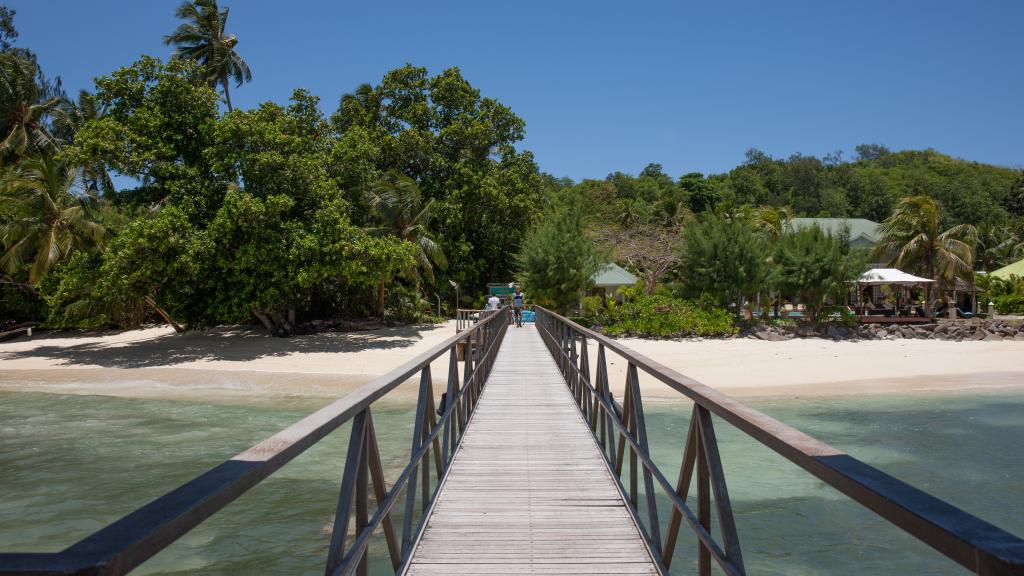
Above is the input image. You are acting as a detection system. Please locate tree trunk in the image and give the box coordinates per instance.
[144,296,184,333]
[222,77,233,112]
[252,310,278,336]
[379,279,386,316]
[287,308,296,327]
[270,311,294,336]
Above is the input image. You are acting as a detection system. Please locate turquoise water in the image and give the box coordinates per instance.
[636,392,1024,575]
[1,389,1021,574]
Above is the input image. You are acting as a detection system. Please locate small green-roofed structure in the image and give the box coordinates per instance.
[789,217,881,248]
[991,257,1024,280]
[591,263,638,301]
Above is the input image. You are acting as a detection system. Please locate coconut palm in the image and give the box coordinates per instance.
[0,53,61,159]
[366,170,447,312]
[368,170,447,280]
[163,0,251,111]
[975,222,1022,272]
[0,154,106,284]
[753,205,793,238]
[874,195,977,301]
[54,90,115,198]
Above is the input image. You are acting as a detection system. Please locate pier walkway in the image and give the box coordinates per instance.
[405,325,657,575]
[1,306,1022,576]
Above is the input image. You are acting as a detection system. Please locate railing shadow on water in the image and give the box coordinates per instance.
[0,308,511,576]
[534,306,1024,576]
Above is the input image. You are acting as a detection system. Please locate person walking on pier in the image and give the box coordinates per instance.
[512,286,525,327]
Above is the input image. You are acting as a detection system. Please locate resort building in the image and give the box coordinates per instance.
[991,257,1024,280]
[591,262,638,302]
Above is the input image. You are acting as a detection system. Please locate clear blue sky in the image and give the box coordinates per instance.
[8,0,1024,179]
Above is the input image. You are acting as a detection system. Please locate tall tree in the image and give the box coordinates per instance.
[774,224,855,321]
[974,222,1022,272]
[367,169,447,311]
[679,213,771,318]
[54,90,115,197]
[517,191,603,314]
[874,195,978,302]
[163,0,251,111]
[0,154,105,284]
[0,53,60,160]
[593,224,679,295]
[0,6,17,52]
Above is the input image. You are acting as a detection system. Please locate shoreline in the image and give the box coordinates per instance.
[1,323,1022,406]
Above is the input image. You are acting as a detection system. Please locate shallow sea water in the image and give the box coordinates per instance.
[0,388,1021,575]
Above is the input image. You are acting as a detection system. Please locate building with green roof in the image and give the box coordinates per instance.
[591,263,638,301]
[991,257,1024,280]
[788,218,881,249]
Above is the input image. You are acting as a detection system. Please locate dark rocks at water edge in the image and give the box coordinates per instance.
[742,319,1024,341]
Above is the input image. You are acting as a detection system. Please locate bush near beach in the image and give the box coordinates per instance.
[587,295,737,338]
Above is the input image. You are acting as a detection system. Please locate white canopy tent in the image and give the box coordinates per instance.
[854,268,935,317]
[856,268,934,286]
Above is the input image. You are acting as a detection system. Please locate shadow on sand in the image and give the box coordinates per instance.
[0,324,442,369]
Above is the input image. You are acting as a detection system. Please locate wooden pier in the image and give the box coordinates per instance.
[405,326,658,575]
[2,307,1023,575]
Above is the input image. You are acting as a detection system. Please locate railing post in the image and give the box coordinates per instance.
[402,371,430,555]
[698,428,711,576]
[325,409,368,576]
[628,364,662,557]
[696,406,745,572]
[579,336,592,425]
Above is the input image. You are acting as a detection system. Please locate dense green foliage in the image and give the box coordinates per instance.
[982,275,1024,315]
[774,225,858,321]
[599,294,736,338]
[1,2,1022,334]
[516,191,602,314]
[678,214,771,316]
[874,195,978,296]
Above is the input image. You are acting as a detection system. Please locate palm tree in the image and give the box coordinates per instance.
[874,195,977,306]
[54,90,116,198]
[0,53,61,159]
[367,170,447,311]
[975,222,1022,272]
[752,205,793,238]
[0,154,106,284]
[163,0,251,111]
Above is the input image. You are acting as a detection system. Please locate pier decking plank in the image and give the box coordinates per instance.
[405,325,658,575]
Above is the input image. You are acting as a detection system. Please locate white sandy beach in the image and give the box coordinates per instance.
[1,322,1022,403]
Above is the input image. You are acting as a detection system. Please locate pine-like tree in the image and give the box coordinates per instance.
[517,191,603,314]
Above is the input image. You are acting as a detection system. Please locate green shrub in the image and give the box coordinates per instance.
[994,293,1024,314]
[581,295,604,317]
[983,275,1024,314]
[819,305,858,327]
[600,295,735,338]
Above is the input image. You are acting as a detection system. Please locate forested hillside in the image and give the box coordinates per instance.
[566,146,1022,231]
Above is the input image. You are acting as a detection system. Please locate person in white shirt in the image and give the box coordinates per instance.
[486,294,500,310]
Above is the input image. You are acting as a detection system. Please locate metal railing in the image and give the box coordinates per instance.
[0,308,511,576]
[534,306,1024,576]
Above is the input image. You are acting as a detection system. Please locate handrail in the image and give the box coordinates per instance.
[455,308,485,333]
[534,306,1024,576]
[0,308,512,576]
